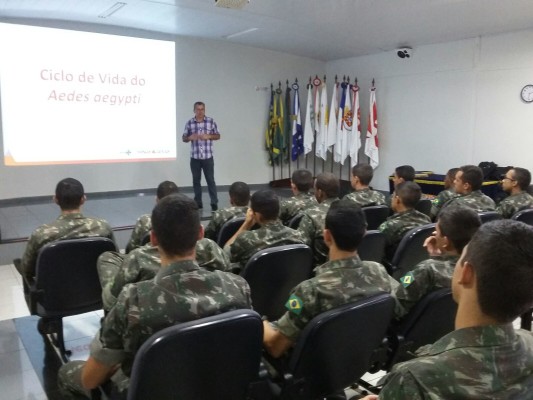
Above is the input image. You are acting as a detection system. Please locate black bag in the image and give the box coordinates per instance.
[478,161,498,180]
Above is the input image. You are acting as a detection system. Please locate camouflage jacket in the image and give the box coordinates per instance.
[274,256,399,342]
[441,190,496,214]
[100,238,231,311]
[297,198,338,266]
[379,209,431,259]
[91,259,252,386]
[430,189,455,219]
[394,254,458,318]
[496,191,533,219]
[343,188,386,207]
[204,206,248,241]
[379,324,533,399]
[279,192,318,224]
[21,212,116,279]
[125,214,151,253]
[227,220,304,271]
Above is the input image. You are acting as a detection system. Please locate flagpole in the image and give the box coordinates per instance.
[270,83,275,182]
[295,77,300,170]
[286,79,292,179]
[304,76,311,171]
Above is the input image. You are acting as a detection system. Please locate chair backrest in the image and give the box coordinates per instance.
[478,211,502,224]
[128,309,263,400]
[217,217,245,247]
[358,230,386,263]
[287,293,396,399]
[414,199,432,217]
[391,223,435,279]
[140,232,151,246]
[511,208,533,226]
[241,244,314,320]
[35,237,117,315]
[362,205,390,230]
[288,213,304,229]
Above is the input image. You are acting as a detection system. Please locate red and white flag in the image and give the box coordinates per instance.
[364,87,379,168]
[349,85,361,167]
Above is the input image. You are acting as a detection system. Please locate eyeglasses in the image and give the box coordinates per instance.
[500,175,516,182]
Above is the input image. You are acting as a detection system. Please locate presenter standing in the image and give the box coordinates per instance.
[182,101,220,211]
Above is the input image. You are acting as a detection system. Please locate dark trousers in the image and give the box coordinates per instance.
[190,157,218,207]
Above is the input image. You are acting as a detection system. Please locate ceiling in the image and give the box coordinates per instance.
[1,0,533,61]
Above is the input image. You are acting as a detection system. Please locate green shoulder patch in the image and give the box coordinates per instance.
[285,294,303,315]
[400,271,415,288]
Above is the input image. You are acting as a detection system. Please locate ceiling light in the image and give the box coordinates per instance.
[224,28,258,39]
[98,2,127,19]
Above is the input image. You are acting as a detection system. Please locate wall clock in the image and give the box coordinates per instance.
[521,84,533,103]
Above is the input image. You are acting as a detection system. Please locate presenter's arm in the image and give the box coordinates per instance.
[182,133,199,143]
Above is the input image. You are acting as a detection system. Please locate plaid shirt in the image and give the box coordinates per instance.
[182,116,219,159]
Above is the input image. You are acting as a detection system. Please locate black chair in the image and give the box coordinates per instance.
[24,237,117,361]
[362,205,390,230]
[390,223,435,279]
[511,208,533,226]
[140,232,151,246]
[270,293,396,399]
[241,244,313,321]
[386,288,457,369]
[288,214,304,229]
[358,230,386,263]
[217,217,246,247]
[128,310,264,400]
[415,199,432,218]
[521,309,532,331]
[477,211,502,224]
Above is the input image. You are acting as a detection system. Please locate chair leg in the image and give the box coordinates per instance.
[41,317,71,362]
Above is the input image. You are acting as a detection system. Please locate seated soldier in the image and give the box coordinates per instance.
[362,220,533,400]
[439,165,496,215]
[344,163,386,207]
[279,169,317,225]
[263,199,399,358]
[204,181,250,240]
[395,206,481,318]
[379,181,431,261]
[430,167,458,219]
[392,165,416,188]
[125,180,179,253]
[497,167,533,218]
[15,177,116,281]
[224,189,304,272]
[58,194,252,399]
[298,172,340,266]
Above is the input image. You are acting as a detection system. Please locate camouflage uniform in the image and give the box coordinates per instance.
[378,324,533,399]
[343,188,386,207]
[99,238,231,311]
[226,220,304,271]
[20,213,115,279]
[204,206,248,241]
[379,209,431,260]
[394,254,459,318]
[297,198,338,266]
[125,214,151,253]
[440,190,496,215]
[273,256,399,341]
[58,259,252,398]
[496,191,533,219]
[279,192,318,225]
[430,189,455,219]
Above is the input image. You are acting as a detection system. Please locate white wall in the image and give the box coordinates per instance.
[327,29,533,191]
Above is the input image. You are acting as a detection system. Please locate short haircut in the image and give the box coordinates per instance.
[151,194,200,256]
[156,181,179,200]
[437,206,481,253]
[250,190,279,220]
[395,181,421,208]
[55,178,84,210]
[352,164,374,185]
[459,165,483,191]
[325,199,366,251]
[511,167,531,191]
[193,101,205,110]
[229,181,250,206]
[395,165,415,182]
[291,169,313,192]
[446,168,459,181]
[315,172,340,198]
[464,220,533,323]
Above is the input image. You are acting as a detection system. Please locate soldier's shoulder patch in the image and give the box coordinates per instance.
[400,271,415,288]
[285,294,304,315]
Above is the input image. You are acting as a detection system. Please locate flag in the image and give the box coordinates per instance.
[291,83,304,161]
[365,87,379,168]
[326,82,338,151]
[348,85,362,167]
[334,82,347,163]
[283,85,292,160]
[265,88,275,164]
[303,84,315,155]
[315,82,328,160]
[340,84,352,164]
[272,89,283,164]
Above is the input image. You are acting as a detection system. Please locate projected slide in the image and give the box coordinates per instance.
[0,23,176,165]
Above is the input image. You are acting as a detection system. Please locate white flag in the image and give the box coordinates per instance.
[315,83,328,160]
[365,88,379,168]
[334,83,347,163]
[349,86,361,167]
[326,82,338,151]
[303,84,314,155]
[339,85,352,165]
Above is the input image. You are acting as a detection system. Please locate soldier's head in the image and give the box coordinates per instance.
[393,165,415,188]
[156,180,179,201]
[291,169,313,194]
[151,194,201,257]
[54,178,85,211]
[325,199,366,252]
[436,206,481,254]
[314,172,340,203]
[455,165,483,194]
[229,181,250,206]
[351,164,374,188]
[453,220,533,323]
[501,167,531,194]
[444,168,459,190]
[250,190,279,222]
[392,181,421,212]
